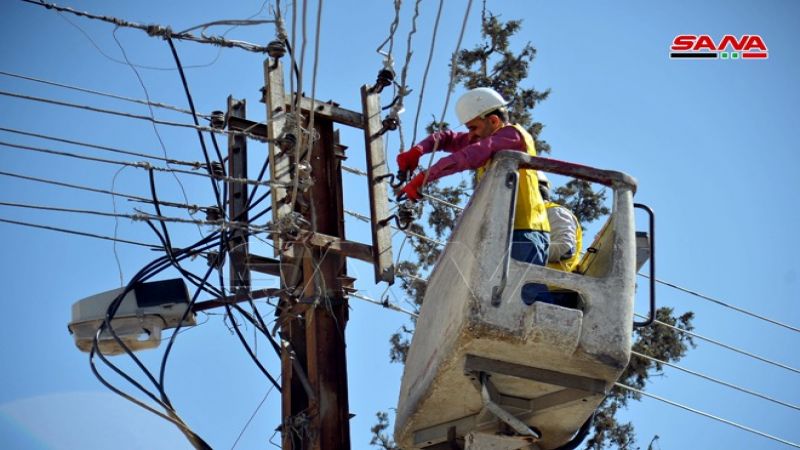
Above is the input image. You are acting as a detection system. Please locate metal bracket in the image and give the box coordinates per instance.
[414,355,606,448]
[478,373,540,439]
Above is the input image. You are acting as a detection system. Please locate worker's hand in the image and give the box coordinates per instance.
[396,145,424,172]
[400,172,426,202]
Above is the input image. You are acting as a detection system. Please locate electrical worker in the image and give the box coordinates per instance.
[396,87,550,304]
[538,172,582,273]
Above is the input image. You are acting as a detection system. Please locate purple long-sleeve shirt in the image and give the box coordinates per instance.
[416,125,527,182]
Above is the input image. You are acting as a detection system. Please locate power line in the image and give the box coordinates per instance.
[421,192,464,211]
[412,0,444,145]
[0,216,160,249]
[639,273,800,334]
[230,383,277,450]
[0,127,203,168]
[615,383,800,449]
[21,0,271,53]
[340,164,465,211]
[348,291,418,318]
[0,90,269,142]
[0,140,281,188]
[0,200,275,233]
[343,208,446,247]
[0,70,205,118]
[634,312,800,376]
[631,350,800,412]
[0,169,208,212]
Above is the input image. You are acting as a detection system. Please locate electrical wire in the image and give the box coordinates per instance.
[394,0,422,151]
[178,19,275,34]
[111,28,201,238]
[0,200,276,233]
[21,0,270,53]
[412,0,444,145]
[0,70,205,118]
[230,383,278,449]
[349,291,418,318]
[0,127,203,168]
[165,36,225,213]
[341,164,465,211]
[375,0,402,58]
[639,273,800,334]
[343,208,445,246]
[631,350,800,412]
[0,169,206,212]
[634,312,800,375]
[0,216,161,249]
[615,383,800,449]
[0,140,281,188]
[0,90,269,142]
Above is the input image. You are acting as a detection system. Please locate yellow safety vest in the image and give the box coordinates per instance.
[476,124,550,232]
[545,201,583,272]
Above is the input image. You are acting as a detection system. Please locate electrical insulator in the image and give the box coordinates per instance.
[296,161,314,192]
[210,110,225,129]
[277,133,297,154]
[205,251,225,269]
[208,162,225,177]
[381,116,399,134]
[267,40,286,59]
[397,201,420,229]
[373,68,394,93]
[205,207,222,222]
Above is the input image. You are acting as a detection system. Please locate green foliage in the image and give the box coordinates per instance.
[369,411,399,450]
[454,13,551,154]
[554,179,611,226]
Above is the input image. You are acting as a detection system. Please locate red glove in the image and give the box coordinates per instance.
[401,172,426,202]
[396,145,424,172]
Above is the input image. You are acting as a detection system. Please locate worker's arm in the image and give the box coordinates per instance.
[425,126,525,183]
[416,129,472,154]
[547,206,578,263]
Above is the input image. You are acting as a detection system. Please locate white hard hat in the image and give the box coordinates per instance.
[455,87,508,124]
[537,171,550,189]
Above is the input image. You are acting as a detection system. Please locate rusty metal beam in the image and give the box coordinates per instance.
[294,231,374,264]
[227,115,268,139]
[192,288,281,312]
[285,94,364,129]
[247,253,283,276]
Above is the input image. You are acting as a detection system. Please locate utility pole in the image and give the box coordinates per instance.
[219,52,396,449]
[265,56,352,450]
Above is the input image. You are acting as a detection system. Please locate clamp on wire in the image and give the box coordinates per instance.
[380,197,420,231]
[294,160,314,193]
[376,171,406,189]
[273,212,310,242]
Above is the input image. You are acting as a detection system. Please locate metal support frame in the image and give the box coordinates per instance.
[413,355,607,448]
[633,203,656,328]
[226,96,250,296]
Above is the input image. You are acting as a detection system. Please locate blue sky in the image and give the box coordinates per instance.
[0,1,798,449]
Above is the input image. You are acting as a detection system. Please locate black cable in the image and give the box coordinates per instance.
[247,158,271,210]
[247,190,271,213]
[249,206,273,223]
[147,169,174,256]
[165,36,225,213]
[90,233,224,447]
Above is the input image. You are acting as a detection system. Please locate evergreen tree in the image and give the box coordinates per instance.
[374,10,695,450]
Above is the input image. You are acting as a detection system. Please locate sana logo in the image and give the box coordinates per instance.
[670,34,768,60]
